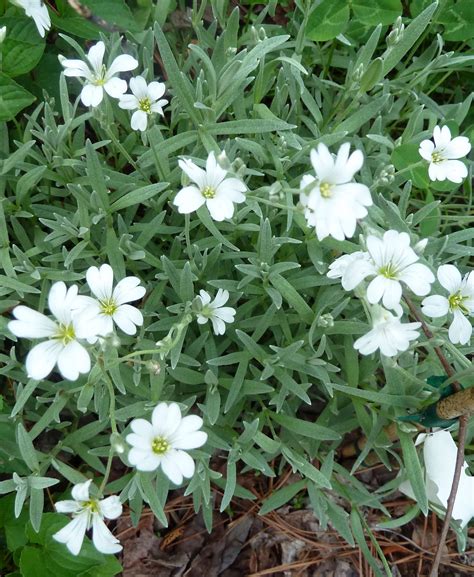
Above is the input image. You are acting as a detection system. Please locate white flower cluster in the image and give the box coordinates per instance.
[298,125,470,243]
[8,264,145,381]
[59,41,168,131]
[329,229,474,354]
[328,230,433,357]
[51,402,207,556]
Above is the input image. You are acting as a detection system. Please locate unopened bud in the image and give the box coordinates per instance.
[147,360,161,375]
[0,26,6,44]
[414,238,428,254]
[317,313,334,328]
[110,433,126,454]
[217,150,231,171]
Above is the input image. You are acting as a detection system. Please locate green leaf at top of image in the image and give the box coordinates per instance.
[0,73,36,122]
[392,143,429,189]
[20,513,122,577]
[352,0,402,26]
[411,0,474,41]
[305,0,350,42]
[80,0,142,32]
[0,17,45,78]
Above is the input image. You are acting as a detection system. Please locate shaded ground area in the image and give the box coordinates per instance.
[116,466,474,576]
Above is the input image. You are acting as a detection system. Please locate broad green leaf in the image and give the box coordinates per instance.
[305,0,350,41]
[1,18,45,77]
[0,73,36,122]
[352,0,402,25]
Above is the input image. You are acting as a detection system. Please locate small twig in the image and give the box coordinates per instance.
[429,415,469,577]
[403,296,458,386]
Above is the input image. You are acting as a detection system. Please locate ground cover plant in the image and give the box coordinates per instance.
[0,1,473,575]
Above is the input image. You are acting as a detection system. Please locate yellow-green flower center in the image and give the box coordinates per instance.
[100,298,118,316]
[431,151,444,164]
[93,65,107,86]
[138,97,152,114]
[379,263,398,279]
[448,291,469,314]
[320,182,333,198]
[82,499,100,514]
[201,186,216,199]
[151,437,170,455]
[55,323,76,345]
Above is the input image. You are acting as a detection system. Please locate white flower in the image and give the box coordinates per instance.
[0,26,6,43]
[299,143,372,241]
[53,480,122,556]
[77,264,146,340]
[118,76,167,131]
[419,125,471,183]
[126,402,207,485]
[196,289,236,335]
[10,0,50,37]
[327,251,370,280]
[8,282,98,381]
[354,306,421,357]
[174,151,246,221]
[343,230,434,311]
[422,264,474,345]
[59,41,138,108]
[399,431,474,528]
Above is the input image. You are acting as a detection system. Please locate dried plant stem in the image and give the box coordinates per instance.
[404,296,469,577]
[429,415,468,577]
[403,296,457,385]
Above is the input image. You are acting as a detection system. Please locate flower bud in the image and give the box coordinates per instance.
[0,26,6,44]
[414,238,428,254]
[317,313,334,328]
[110,433,126,454]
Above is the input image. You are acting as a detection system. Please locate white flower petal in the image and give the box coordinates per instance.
[57,341,90,381]
[147,81,166,101]
[131,110,148,131]
[178,158,207,189]
[448,310,472,345]
[437,264,462,293]
[172,430,207,451]
[9,306,57,338]
[70,480,92,502]
[421,295,449,318]
[53,512,88,556]
[206,197,235,221]
[113,277,146,305]
[87,264,114,301]
[112,305,143,335]
[173,450,196,479]
[130,418,155,438]
[25,340,63,380]
[174,185,206,214]
[161,452,184,485]
[104,77,128,99]
[129,75,148,99]
[87,41,105,74]
[92,515,122,554]
[81,84,104,107]
[55,500,82,514]
[106,54,139,77]
[118,94,139,110]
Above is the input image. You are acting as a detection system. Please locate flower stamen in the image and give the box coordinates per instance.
[431,151,444,164]
[320,182,333,198]
[138,97,152,114]
[100,298,118,316]
[379,263,398,279]
[201,186,216,199]
[448,291,469,314]
[55,323,76,345]
[152,436,170,455]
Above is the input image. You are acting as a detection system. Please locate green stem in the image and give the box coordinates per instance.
[246,194,298,212]
[99,450,114,495]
